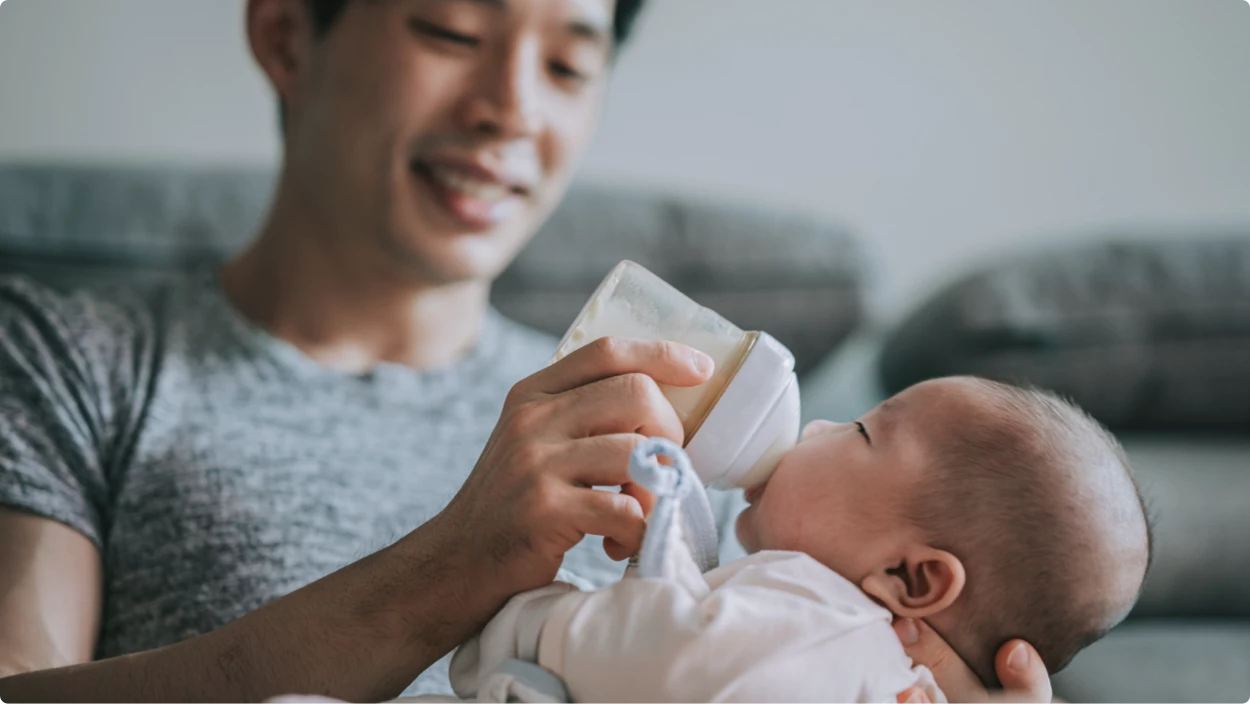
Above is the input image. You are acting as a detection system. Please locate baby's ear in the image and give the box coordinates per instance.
[861,547,966,618]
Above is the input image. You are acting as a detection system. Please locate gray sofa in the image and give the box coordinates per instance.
[0,163,1247,702]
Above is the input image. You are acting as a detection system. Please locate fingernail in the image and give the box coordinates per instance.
[897,618,920,645]
[691,350,714,376]
[905,688,927,704]
[1007,642,1030,672]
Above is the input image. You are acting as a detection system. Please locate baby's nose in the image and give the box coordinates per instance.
[800,419,841,441]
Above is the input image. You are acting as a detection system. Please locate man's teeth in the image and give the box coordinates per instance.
[428,166,512,201]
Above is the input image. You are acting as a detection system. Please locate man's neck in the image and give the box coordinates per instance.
[219,187,491,374]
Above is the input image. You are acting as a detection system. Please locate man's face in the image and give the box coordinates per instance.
[735,383,951,582]
[281,0,615,284]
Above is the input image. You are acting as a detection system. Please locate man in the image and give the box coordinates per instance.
[0,0,1053,701]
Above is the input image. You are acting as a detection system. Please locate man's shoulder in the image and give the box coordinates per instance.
[0,275,159,350]
[0,274,218,385]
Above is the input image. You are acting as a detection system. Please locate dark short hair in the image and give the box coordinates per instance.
[910,378,1153,687]
[303,0,647,47]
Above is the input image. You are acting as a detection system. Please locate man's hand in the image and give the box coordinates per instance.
[432,337,713,605]
[893,617,1054,703]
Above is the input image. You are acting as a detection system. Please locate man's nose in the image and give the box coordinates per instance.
[800,419,842,441]
[461,39,544,140]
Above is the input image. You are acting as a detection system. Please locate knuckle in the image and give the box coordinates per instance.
[504,383,532,409]
[619,372,657,401]
[528,478,562,516]
[511,440,550,472]
[656,339,685,368]
[590,336,626,367]
[507,398,548,435]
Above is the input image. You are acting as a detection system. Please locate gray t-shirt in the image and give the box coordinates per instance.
[0,273,742,695]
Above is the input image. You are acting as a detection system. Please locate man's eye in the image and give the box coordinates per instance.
[409,19,480,47]
[855,421,872,445]
[550,61,591,85]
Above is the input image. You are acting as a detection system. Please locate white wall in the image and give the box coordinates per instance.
[1,0,1248,318]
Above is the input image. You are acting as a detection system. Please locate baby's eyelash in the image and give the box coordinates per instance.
[855,421,872,445]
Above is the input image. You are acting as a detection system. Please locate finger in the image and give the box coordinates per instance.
[571,486,647,559]
[605,482,657,558]
[602,536,632,562]
[558,372,686,444]
[896,685,931,704]
[621,481,657,518]
[524,337,714,396]
[893,617,987,703]
[543,433,650,488]
[994,639,1052,703]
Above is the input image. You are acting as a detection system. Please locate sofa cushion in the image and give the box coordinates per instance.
[1052,621,1250,703]
[878,237,1250,430]
[0,163,270,290]
[495,187,866,376]
[0,164,867,377]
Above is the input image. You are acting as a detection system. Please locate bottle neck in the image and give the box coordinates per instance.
[683,330,760,441]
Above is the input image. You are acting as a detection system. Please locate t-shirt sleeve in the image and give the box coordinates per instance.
[0,278,134,548]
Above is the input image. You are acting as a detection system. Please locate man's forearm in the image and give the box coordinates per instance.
[0,516,499,703]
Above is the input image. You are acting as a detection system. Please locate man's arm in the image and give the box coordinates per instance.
[0,337,713,703]
[0,510,102,679]
[0,506,493,703]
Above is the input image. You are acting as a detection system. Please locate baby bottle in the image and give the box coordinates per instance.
[553,261,800,490]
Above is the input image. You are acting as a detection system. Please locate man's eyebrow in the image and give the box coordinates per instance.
[566,18,608,44]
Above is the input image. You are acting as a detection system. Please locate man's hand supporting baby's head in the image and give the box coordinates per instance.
[737,375,1153,688]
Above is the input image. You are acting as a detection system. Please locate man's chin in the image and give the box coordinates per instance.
[383,232,520,286]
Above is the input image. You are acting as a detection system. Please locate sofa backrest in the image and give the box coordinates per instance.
[0,163,866,375]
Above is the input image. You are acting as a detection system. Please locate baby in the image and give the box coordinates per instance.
[445,376,1153,702]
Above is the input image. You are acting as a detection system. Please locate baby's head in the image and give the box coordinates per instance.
[736,376,1152,686]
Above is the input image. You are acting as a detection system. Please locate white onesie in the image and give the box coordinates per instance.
[449,539,944,702]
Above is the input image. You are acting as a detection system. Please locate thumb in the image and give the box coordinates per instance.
[995,640,1053,703]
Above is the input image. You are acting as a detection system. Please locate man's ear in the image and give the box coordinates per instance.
[247,0,313,117]
[861,547,966,618]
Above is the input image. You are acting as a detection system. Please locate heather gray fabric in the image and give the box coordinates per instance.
[0,273,740,696]
[0,163,866,377]
[878,237,1250,430]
